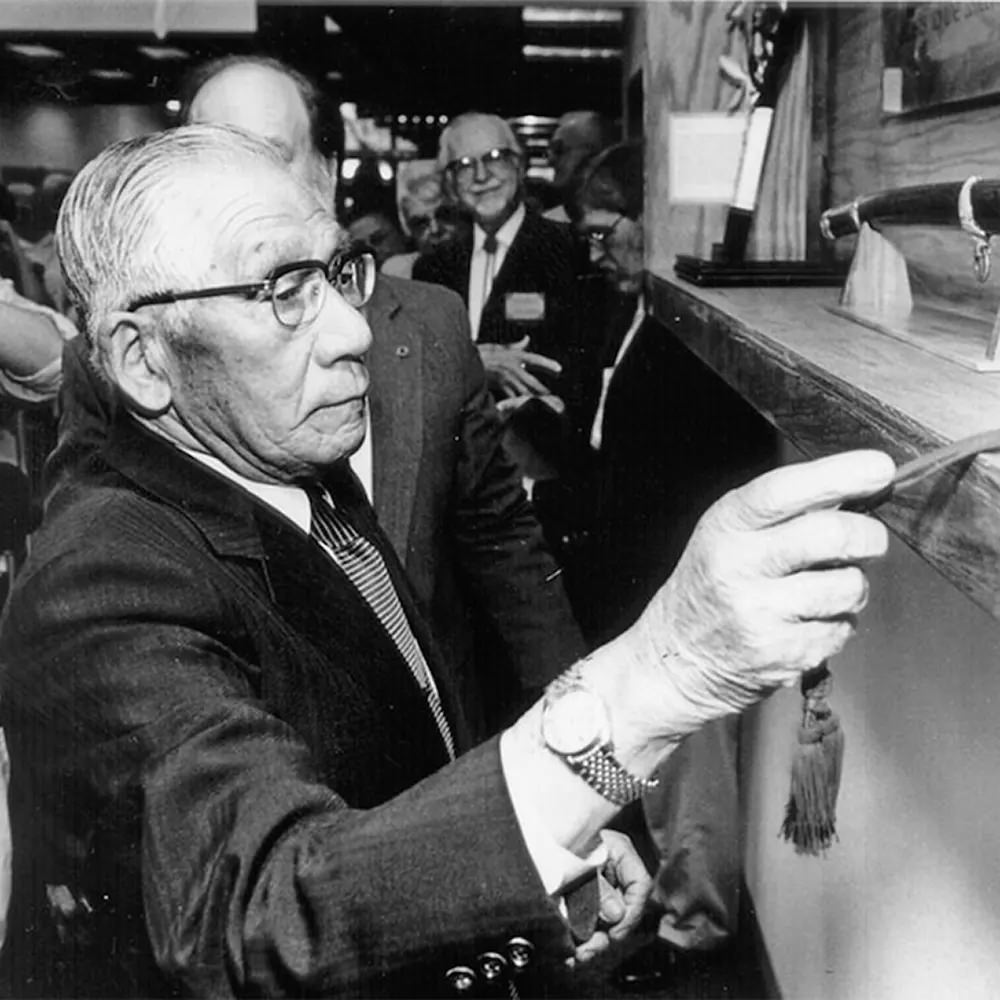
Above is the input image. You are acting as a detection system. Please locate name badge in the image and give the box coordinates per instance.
[505,291,546,323]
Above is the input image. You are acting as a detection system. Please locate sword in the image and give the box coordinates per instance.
[820,177,1000,282]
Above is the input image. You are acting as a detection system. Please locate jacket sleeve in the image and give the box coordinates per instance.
[442,294,588,691]
[0,496,578,998]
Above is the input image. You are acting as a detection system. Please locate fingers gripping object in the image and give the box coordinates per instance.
[781,429,1000,855]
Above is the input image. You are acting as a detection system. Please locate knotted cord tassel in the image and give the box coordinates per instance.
[780,663,844,855]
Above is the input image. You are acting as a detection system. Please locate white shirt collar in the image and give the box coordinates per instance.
[473,202,525,254]
[180,446,313,535]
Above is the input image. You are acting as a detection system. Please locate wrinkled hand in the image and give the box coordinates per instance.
[573,830,652,965]
[478,336,562,400]
[634,449,895,736]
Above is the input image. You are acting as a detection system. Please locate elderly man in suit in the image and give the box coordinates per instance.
[413,112,580,408]
[0,123,894,997]
[48,56,586,741]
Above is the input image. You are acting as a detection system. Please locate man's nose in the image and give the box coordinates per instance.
[471,156,490,183]
[588,242,604,266]
[313,287,372,363]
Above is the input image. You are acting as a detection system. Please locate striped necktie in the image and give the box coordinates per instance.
[306,487,455,761]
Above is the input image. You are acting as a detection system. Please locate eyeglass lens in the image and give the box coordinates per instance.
[451,148,516,185]
[270,254,375,327]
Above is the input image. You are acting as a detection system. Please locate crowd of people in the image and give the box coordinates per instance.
[0,53,898,1000]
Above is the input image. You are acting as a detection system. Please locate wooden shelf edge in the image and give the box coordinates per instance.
[647,270,1000,624]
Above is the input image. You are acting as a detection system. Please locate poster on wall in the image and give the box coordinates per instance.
[883,3,1000,114]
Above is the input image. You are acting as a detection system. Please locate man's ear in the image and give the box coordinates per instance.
[98,310,173,417]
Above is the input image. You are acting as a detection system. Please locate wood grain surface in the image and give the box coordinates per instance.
[647,271,1000,624]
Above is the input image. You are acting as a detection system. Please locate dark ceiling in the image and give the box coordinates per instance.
[0,3,628,124]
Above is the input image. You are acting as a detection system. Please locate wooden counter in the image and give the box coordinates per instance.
[647,270,1000,622]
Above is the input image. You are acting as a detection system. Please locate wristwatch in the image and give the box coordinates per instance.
[541,672,658,806]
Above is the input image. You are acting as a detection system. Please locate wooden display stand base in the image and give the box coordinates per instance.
[828,223,1000,373]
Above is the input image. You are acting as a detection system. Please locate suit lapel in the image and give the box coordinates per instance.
[364,277,423,565]
[102,418,453,784]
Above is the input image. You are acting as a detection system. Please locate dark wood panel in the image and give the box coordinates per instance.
[647,270,1000,623]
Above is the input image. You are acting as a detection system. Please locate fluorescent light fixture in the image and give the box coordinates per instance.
[325,70,343,82]
[522,44,621,61]
[324,15,341,34]
[165,99,181,113]
[5,42,64,59]
[522,7,623,26]
[522,137,550,148]
[138,45,190,60]
[510,115,559,127]
[89,68,134,81]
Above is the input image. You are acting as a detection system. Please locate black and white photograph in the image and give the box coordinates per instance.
[0,2,998,998]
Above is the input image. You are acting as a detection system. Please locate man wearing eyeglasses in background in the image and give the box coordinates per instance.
[566,142,781,993]
[383,167,471,280]
[413,111,580,409]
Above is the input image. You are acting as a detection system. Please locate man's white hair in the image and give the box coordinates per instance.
[435,112,522,173]
[57,123,287,363]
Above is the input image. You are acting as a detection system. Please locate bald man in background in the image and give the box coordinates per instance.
[544,110,618,224]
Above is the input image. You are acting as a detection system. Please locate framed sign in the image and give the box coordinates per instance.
[883,3,1000,114]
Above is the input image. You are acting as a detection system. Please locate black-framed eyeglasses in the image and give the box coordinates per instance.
[445,147,520,186]
[584,215,626,256]
[128,250,377,329]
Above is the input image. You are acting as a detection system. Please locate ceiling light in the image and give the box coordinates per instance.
[325,70,343,82]
[324,16,342,34]
[5,43,64,60]
[89,68,134,81]
[510,115,559,127]
[522,44,621,61]
[522,7,624,26]
[165,99,181,113]
[377,160,394,184]
[341,157,361,181]
[137,45,189,61]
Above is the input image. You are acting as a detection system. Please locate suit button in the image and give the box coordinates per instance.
[477,951,508,983]
[445,965,477,993]
[506,936,534,971]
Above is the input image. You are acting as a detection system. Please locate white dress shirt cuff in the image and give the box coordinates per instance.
[499,729,607,897]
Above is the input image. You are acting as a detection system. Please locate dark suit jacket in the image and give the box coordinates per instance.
[553,310,779,646]
[412,210,580,375]
[46,275,585,740]
[363,276,585,732]
[0,414,580,998]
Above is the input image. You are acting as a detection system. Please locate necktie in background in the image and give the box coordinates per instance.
[307,487,456,760]
[481,231,499,313]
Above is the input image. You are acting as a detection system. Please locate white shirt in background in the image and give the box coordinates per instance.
[467,203,526,341]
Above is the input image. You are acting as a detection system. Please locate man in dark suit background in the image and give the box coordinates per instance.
[567,143,780,986]
[413,112,580,408]
[0,123,893,997]
[48,56,588,740]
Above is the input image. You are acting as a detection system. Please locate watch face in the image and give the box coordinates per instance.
[542,687,608,756]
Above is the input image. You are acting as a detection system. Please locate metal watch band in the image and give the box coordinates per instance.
[570,744,658,807]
